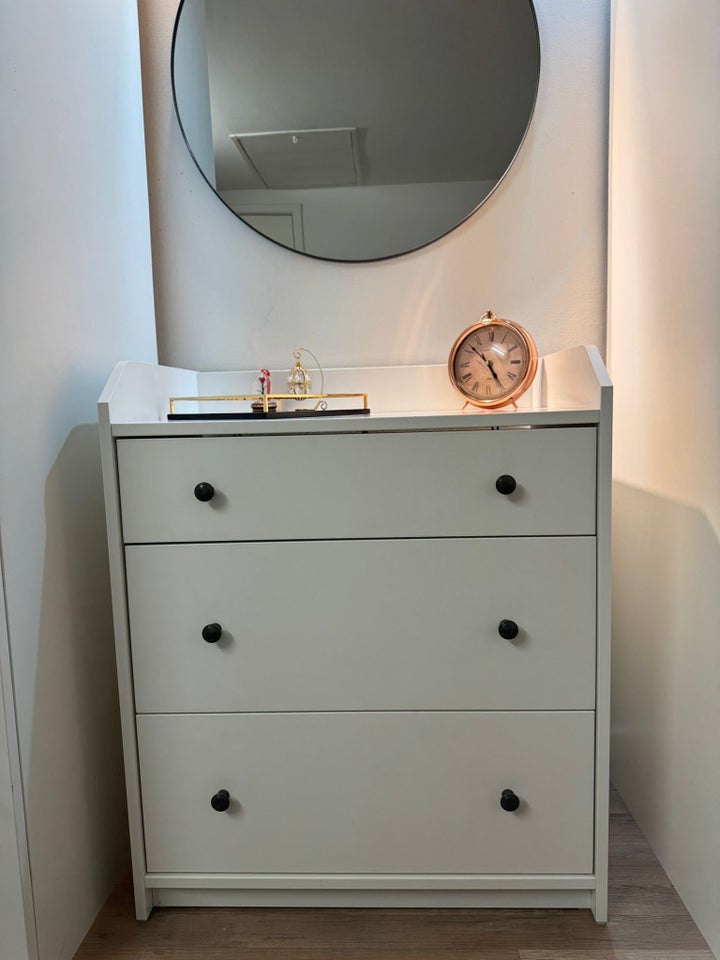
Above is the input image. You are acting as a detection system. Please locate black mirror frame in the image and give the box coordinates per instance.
[170,0,541,264]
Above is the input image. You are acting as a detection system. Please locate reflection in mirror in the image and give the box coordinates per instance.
[173,0,540,262]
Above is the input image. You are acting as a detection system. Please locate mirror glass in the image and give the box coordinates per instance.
[172,0,540,262]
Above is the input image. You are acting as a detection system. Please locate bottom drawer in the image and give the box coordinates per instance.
[137,712,595,876]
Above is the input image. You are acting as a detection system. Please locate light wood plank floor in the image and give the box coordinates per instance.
[74,790,716,960]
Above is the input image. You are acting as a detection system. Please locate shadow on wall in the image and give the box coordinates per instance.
[25,424,129,959]
[611,481,720,953]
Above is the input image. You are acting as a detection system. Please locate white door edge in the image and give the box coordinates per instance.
[0,533,38,960]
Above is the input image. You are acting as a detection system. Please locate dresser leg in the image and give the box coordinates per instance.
[591,886,608,924]
[134,887,153,921]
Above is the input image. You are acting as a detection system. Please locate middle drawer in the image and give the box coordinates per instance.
[126,537,596,712]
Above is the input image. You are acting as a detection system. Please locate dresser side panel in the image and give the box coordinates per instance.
[592,383,613,922]
[98,408,152,920]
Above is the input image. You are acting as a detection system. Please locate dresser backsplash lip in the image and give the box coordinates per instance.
[99,346,609,434]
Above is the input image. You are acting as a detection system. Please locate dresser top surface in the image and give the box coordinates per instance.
[99,346,611,437]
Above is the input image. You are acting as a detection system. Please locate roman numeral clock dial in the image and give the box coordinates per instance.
[448,310,538,409]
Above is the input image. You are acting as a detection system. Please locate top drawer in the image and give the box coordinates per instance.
[116,428,596,543]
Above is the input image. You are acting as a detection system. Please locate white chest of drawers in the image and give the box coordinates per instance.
[99,347,612,922]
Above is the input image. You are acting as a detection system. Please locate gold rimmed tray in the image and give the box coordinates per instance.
[168,392,370,420]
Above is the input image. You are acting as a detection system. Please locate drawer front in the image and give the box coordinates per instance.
[117,429,597,543]
[127,538,596,712]
[138,712,595,875]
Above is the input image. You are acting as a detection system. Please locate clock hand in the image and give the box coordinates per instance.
[466,342,505,388]
[468,344,500,379]
[480,352,504,387]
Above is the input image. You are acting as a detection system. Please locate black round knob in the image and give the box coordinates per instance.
[211,789,230,812]
[194,482,215,502]
[202,623,223,644]
[495,474,517,496]
[498,619,519,641]
[500,788,521,812]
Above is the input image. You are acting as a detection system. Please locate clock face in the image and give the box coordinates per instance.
[449,316,537,408]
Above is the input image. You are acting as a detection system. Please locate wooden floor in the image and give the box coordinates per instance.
[74,790,716,960]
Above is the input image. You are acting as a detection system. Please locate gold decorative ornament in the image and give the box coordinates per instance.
[288,359,311,395]
[448,310,538,410]
[287,347,325,409]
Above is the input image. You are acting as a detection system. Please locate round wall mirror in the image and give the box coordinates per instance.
[172,0,540,263]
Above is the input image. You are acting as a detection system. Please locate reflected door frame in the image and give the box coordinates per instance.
[225,201,305,252]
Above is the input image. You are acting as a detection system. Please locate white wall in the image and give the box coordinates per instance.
[0,2,158,958]
[137,0,610,370]
[609,1,720,956]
